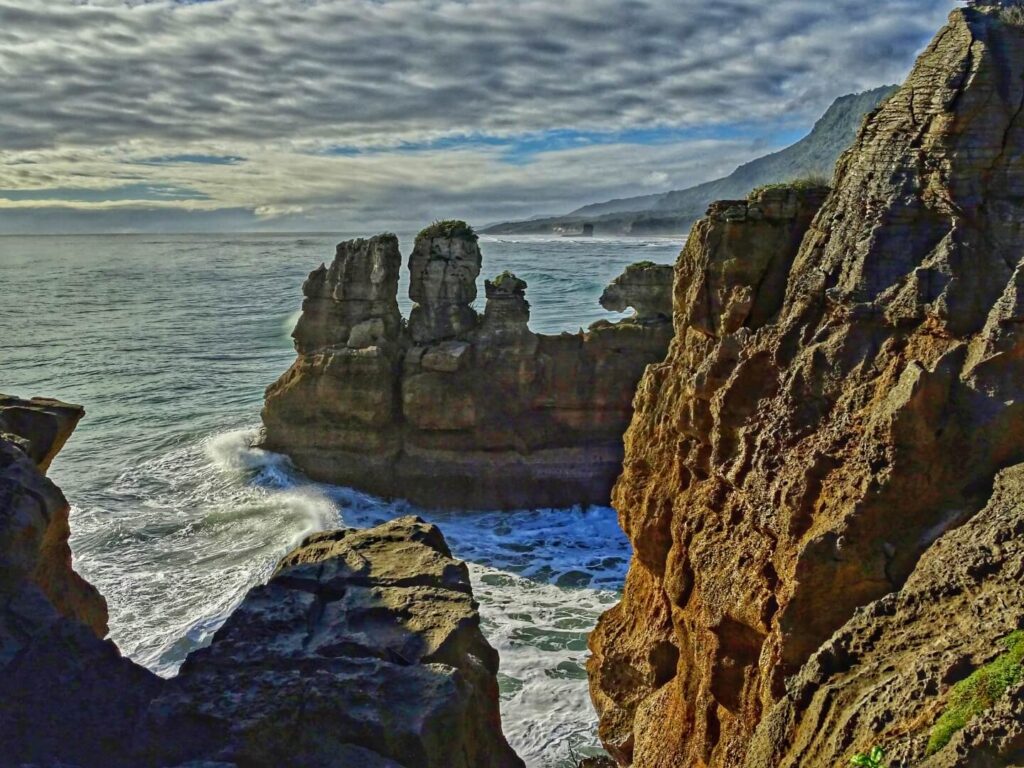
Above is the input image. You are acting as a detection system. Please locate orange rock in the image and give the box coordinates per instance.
[590,10,1024,765]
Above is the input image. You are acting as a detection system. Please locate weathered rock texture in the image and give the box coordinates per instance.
[589,8,1024,767]
[600,262,674,322]
[0,399,522,768]
[745,462,1024,768]
[144,516,524,768]
[262,223,674,510]
[0,395,160,768]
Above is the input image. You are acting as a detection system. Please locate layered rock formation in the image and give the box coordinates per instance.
[143,516,523,768]
[262,224,674,510]
[745,462,1024,768]
[0,396,521,767]
[590,7,1024,767]
[0,396,160,768]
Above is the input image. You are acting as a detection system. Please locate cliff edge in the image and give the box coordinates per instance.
[589,7,1024,767]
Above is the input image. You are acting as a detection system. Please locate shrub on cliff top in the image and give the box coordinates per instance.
[418,220,477,240]
[926,630,1024,754]
[749,175,831,198]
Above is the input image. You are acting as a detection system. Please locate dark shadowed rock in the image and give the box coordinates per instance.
[142,517,524,768]
[0,398,161,768]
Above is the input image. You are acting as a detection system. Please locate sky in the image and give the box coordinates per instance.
[0,0,954,234]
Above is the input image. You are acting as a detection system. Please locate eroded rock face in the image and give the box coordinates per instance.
[600,262,675,322]
[589,9,1024,767]
[744,462,1024,768]
[0,395,107,643]
[0,396,160,768]
[263,224,674,510]
[143,516,524,768]
[408,223,482,343]
[292,234,403,354]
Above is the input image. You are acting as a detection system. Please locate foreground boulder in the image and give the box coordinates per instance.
[0,398,522,768]
[144,516,523,768]
[589,7,1024,767]
[262,223,674,510]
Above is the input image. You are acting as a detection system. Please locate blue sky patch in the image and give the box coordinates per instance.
[319,122,810,165]
[141,154,245,166]
[0,184,211,203]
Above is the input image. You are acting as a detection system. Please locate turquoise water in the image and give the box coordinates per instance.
[0,231,682,766]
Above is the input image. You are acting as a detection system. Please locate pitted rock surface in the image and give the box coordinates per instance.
[588,8,1024,767]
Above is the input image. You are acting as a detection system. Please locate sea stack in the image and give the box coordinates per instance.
[588,7,1024,767]
[262,222,675,510]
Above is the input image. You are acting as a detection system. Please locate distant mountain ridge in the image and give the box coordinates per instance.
[483,85,897,236]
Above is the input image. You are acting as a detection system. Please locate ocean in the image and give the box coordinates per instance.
[0,231,683,767]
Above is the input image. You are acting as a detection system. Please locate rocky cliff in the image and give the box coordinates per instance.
[262,225,673,510]
[589,7,1024,767]
[0,396,521,767]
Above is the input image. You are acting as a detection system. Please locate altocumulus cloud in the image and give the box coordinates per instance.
[0,0,952,232]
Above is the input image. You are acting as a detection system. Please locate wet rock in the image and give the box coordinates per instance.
[589,9,1024,767]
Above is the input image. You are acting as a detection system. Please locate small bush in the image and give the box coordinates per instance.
[927,630,1024,754]
[850,746,887,768]
[417,219,477,240]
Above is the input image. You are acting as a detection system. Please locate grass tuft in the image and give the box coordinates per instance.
[927,630,1024,754]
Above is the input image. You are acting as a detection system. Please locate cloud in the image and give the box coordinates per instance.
[0,0,953,232]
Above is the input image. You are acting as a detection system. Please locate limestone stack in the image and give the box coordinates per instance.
[588,8,1024,767]
[262,223,675,510]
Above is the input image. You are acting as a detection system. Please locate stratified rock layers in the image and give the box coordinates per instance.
[144,517,524,768]
[745,462,1024,768]
[262,226,673,510]
[589,9,1024,768]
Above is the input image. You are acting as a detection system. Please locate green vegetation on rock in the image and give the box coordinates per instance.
[417,219,477,240]
[927,631,1024,754]
[1002,5,1024,26]
[850,746,887,768]
[750,175,831,199]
